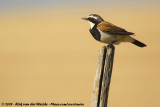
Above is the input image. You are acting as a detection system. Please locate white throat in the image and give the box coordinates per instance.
[89,22,95,29]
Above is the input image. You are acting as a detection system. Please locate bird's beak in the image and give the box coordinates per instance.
[81,17,88,21]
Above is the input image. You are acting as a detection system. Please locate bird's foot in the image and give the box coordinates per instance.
[107,41,117,48]
[108,44,113,48]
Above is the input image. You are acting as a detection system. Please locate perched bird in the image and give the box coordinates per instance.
[82,14,146,47]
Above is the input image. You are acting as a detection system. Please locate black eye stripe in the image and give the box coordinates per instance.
[88,18,97,23]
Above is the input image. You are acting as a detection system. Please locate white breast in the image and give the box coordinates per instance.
[98,30,116,44]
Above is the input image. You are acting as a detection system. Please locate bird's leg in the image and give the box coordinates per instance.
[108,41,117,48]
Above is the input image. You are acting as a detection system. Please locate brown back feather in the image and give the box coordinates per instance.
[97,21,134,35]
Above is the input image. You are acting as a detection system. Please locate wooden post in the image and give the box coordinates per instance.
[91,45,115,107]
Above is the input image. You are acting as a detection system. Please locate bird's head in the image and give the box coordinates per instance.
[82,14,104,28]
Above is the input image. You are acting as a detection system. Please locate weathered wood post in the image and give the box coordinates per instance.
[91,45,115,107]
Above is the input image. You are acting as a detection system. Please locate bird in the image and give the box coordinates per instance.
[82,14,146,47]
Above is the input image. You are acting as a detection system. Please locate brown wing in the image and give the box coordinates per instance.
[97,21,134,35]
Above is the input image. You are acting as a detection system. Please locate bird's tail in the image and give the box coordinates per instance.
[131,39,146,47]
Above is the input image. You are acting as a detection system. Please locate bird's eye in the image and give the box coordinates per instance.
[88,18,95,22]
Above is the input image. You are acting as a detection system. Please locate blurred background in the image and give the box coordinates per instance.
[0,0,160,107]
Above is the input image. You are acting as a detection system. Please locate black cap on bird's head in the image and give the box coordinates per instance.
[82,14,104,24]
[82,14,104,28]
